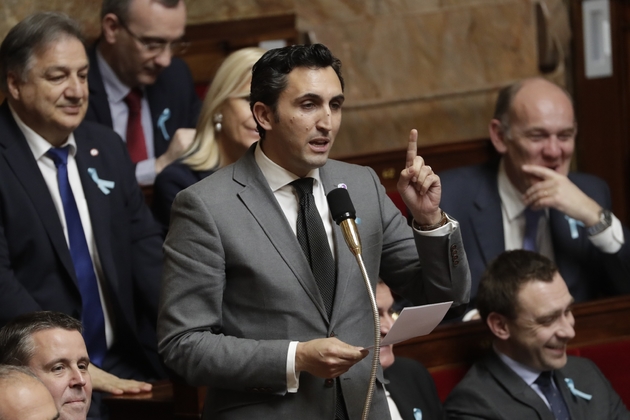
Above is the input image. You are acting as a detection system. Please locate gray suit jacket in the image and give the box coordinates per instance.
[157,145,470,419]
[444,351,630,420]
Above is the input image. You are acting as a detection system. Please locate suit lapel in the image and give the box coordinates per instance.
[73,127,117,296]
[0,103,78,286]
[233,150,329,323]
[555,366,585,420]
[319,165,357,327]
[87,46,114,128]
[485,352,555,420]
[471,175,505,267]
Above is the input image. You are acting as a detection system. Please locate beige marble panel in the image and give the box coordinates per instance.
[186,0,294,25]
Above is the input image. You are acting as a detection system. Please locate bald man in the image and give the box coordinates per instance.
[440,77,630,317]
[0,365,59,420]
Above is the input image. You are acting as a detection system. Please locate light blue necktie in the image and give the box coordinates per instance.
[47,147,107,367]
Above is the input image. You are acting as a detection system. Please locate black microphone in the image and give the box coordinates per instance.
[327,188,362,256]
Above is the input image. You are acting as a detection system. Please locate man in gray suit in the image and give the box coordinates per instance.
[158,44,470,419]
[444,250,629,419]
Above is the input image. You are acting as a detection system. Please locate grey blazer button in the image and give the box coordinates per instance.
[324,378,334,387]
[329,331,336,337]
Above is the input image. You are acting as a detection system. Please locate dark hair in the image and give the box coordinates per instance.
[250,43,344,140]
[492,78,574,139]
[101,0,182,21]
[477,250,558,322]
[0,312,83,367]
[0,12,84,94]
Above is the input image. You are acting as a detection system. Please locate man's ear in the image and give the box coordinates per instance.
[6,72,22,101]
[489,119,508,155]
[252,102,274,133]
[486,312,510,340]
[101,13,121,44]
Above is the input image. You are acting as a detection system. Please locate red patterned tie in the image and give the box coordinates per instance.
[123,88,148,164]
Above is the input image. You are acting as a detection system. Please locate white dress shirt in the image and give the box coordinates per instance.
[254,143,457,393]
[11,106,114,348]
[96,50,156,186]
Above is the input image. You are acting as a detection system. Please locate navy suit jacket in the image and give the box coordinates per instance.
[384,357,446,420]
[85,46,201,159]
[0,102,165,378]
[440,161,630,307]
[152,161,214,234]
[445,352,630,419]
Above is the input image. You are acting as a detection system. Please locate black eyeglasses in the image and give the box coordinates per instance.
[117,17,190,57]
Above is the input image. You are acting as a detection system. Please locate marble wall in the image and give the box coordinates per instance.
[0,0,571,158]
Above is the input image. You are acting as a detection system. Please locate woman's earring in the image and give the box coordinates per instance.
[213,113,223,132]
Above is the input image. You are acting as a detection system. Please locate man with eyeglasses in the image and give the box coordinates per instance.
[86,0,201,186]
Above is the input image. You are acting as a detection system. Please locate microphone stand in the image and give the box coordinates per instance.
[329,190,380,420]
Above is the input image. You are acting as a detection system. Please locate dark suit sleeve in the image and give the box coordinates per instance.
[152,162,194,234]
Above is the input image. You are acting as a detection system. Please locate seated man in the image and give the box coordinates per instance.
[0,312,91,420]
[440,77,630,316]
[0,365,59,420]
[444,250,630,419]
[86,0,201,185]
[0,11,163,404]
[378,281,445,420]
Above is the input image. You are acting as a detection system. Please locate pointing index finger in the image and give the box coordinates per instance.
[406,129,418,169]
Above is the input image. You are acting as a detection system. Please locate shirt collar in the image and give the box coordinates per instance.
[498,158,527,222]
[494,345,542,387]
[96,49,135,104]
[10,104,77,159]
[254,142,322,191]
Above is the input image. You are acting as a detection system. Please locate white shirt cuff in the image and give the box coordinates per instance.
[135,158,157,186]
[412,213,459,237]
[589,214,625,254]
[286,341,300,393]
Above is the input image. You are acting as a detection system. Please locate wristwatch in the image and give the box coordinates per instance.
[587,209,612,236]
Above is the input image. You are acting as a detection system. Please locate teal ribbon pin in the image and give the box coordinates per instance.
[157,108,171,140]
[564,216,584,239]
[413,408,422,420]
[87,168,115,195]
[564,378,593,400]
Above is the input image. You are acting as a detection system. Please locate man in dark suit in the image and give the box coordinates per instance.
[378,281,445,420]
[85,0,201,185]
[440,78,630,317]
[0,11,164,407]
[158,44,470,419]
[444,250,630,419]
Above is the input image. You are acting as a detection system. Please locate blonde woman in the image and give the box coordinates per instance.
[152,47,265,232]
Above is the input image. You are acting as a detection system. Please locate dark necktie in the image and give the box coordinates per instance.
[535,371,571,420]
[47,147,107,367]
[291,177,337,319]
[124,88,148,164]
[523,207,544,252]
[291,178,347,420]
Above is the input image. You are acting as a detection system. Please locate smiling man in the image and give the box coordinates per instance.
[0,312,91,420]
[439,78,630,316]
[158,44,470,419]
[86,0,201,186]
[444,250,630,419]
[0,12,166,418]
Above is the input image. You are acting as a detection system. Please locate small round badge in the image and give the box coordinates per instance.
[90,148,99,156]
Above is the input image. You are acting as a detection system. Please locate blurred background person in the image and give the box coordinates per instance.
[152,47,265,232]
[378,281,446,420]
[0,365,59,420]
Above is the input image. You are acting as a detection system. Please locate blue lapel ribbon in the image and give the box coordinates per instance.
[413,408,422,420]
[87,168,115,195]
[564,378,593,400]
[157,108,171,140]
[564,215,584,239]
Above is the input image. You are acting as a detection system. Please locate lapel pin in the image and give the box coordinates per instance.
[564,215,584,240]
[90,148,99,156]
[337,183,347,189]
[564,378,592,400]
[157,108,171,141]
[413,408,422,420]
[87,168,115,195]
